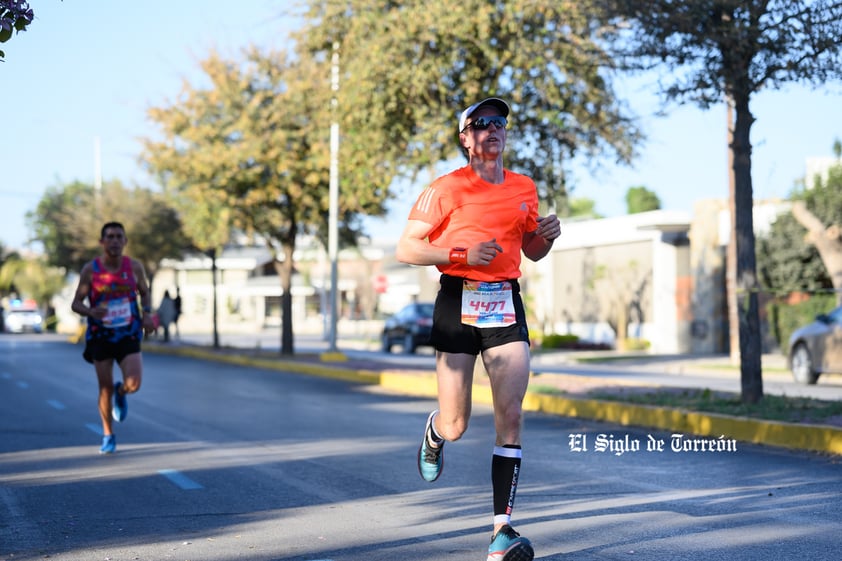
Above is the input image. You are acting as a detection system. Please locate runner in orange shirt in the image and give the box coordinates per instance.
[396,97,560,561]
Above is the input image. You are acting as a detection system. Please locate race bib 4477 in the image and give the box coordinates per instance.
[460,280,516,328]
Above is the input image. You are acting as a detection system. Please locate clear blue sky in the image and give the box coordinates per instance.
[2,1,841,250]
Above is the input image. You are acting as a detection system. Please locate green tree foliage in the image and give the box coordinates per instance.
[0,242,18,302]
[600,0,842,404]
[142,3,644,355]
[0,254,66,322]
[789,140,842,302]
[757,212,831,296]
[0,0,33,61]
[625,185,661,214]
[142,47,385,355]
[26,180,189,283]
[296,0,641,210]
[567,198,603,219]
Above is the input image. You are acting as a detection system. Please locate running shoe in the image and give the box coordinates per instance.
[487,525,534,561]
[100,434,116,454]
[112,381,127,422]
[417,410,444,482]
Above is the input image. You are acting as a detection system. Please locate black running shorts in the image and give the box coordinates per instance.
[83,336,141,364]
[430,274,530,356]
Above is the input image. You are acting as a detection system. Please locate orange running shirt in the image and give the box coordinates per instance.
[408,165,540,281]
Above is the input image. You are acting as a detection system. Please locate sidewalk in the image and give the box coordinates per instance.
[144,338,842,456]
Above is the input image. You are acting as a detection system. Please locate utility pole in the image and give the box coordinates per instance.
[94,136,102,191]
[94,136,102,216]
[327,41,340,353]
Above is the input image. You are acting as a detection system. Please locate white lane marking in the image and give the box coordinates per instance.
[158,469,203,490]
[47,399,65,410]
[85,423,102,435]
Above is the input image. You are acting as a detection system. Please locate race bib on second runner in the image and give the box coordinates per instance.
[103,297,133,328]
[460,280,516,327]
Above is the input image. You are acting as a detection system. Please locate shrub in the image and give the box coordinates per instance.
[623,338,651,351]
[538,333,613,351]
[541,333,579,349]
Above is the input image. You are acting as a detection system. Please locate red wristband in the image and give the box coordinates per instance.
[449,247,468,265]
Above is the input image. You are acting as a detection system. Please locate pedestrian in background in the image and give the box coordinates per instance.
[396,97,560,561]
[71,222,156,454]
[157,290,176,343]
[173,286,182,340]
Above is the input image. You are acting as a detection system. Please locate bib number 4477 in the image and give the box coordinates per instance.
[460,281,516,328]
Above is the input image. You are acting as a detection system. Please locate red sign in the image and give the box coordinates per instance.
[373,275,388,294]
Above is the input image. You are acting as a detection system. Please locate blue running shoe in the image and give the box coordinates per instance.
[487,525,533,561]
[100,435,116,454]
[112,381,127,422]
[417,410,444,482]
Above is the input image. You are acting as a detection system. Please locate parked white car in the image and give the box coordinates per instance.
[4,308,43,334]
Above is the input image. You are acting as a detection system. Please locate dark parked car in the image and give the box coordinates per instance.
[382,302,434,354]
[787,305,842,384]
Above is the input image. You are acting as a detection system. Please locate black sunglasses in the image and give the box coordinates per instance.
[462,116,507,132]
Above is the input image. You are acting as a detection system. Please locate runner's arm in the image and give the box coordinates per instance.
[70,263,104,319]
[522,215,560,262]
[132,260,157,335]
[396,219,450,266]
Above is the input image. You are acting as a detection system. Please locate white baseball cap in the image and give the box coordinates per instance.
[458,97,510,132]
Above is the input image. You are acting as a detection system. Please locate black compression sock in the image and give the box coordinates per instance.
[492,444,522,526]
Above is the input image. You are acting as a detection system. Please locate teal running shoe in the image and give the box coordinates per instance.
[487,525,533,561]
[112,381,127,422]
[100,434,116,454]
[417,410,444,482]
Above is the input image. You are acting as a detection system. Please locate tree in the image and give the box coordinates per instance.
[592,260,650,351]
[568,197,604,219]
[26,180,189,285]
[297,0,640,212]
[625,185,661,214]
[0,0,33,62]
[0,254,66,327]
[142,47,384,355]
[757,211,831,297]
[601,0,842,403]
[172,193,231,350]
[791,140,842,304]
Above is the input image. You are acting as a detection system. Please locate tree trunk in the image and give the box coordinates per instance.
[732,96,763,403]
[274,240,296,356]
[791,201,842,306]
[208,248,220,350]
[615,304,629,351]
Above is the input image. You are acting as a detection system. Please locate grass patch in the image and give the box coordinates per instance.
[584,387,842,425]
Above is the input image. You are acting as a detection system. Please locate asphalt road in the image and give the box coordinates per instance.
[1,336,840,561]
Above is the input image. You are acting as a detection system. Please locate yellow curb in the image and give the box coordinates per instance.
[145,345,842,456]
[320,351,349,362]
[146,344,381,384]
